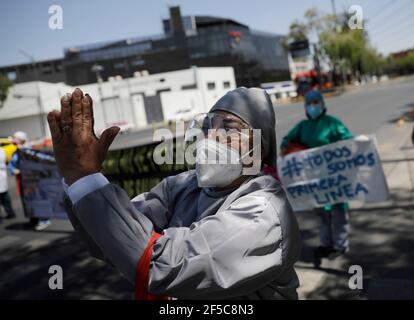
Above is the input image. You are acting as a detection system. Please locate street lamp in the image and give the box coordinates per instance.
[91,63,104,83]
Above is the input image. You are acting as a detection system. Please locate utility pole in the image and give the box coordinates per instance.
[313,43,322,89]
[330,0,342,87]
[331,0,337,21]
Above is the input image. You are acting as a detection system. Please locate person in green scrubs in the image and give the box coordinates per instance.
[280,90,353,259]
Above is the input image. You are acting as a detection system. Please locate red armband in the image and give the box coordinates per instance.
[135,232,170,300]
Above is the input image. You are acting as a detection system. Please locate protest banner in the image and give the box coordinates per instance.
[19,148,67,219]
[277,136,389,211]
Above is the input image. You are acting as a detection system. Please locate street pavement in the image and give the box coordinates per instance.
[1,76,414,299]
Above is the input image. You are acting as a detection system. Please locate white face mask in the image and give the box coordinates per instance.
[195,138,251,188]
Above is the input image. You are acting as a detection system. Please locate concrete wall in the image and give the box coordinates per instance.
[0,67,236,139]
[0,114,47,140]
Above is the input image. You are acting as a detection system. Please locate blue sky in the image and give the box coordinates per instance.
[0,0,413,66]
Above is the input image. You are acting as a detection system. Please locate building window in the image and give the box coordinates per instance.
[190,52,207,59]
[182,84,197,90]
[7,71,16,81]
[131,58,145,66]
[42,65,53,74]
[113,62,125,69]
[223,81,231,89]
[157,88,171,94]
[207,82,215,90]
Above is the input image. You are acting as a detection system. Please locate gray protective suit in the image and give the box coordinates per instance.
[66,87,302,300]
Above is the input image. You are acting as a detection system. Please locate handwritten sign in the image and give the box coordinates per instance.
[277,136,389,211]
[19,148,67,219]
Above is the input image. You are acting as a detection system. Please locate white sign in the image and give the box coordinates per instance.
[277,136,389,211]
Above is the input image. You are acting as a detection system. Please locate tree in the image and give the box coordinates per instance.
[286,20,308,42]
[0,75,13,107]
[319,28,384,76]
[385,51,414,75]
[287,8,384,77]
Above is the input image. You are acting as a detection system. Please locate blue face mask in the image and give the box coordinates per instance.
[306,104,323,119]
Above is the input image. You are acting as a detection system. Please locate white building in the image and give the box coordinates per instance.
[261,80,297,104]
[0,67,236,139]
[288,52,315,80]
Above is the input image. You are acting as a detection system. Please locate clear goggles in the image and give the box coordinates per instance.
[184,113,253,169]
[184,112,251,144]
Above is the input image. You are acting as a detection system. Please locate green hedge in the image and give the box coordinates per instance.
[102,138,187,198]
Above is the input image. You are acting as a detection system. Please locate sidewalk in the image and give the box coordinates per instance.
[276,75,414,107]
[296,116,414,299]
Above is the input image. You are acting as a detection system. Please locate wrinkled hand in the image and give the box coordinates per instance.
[47,88,120,185]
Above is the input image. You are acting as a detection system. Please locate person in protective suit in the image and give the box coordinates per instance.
[48,87,301,300]
[280,90,353,259]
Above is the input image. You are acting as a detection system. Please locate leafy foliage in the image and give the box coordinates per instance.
[287,8,385,76]
[0,75,13,107]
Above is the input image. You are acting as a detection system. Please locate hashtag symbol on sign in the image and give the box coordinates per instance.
[281,157,303,179]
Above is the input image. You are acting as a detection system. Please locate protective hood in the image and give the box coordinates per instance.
[304,90,325,106]
[209,87,277,168]
[304,89,327,120]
